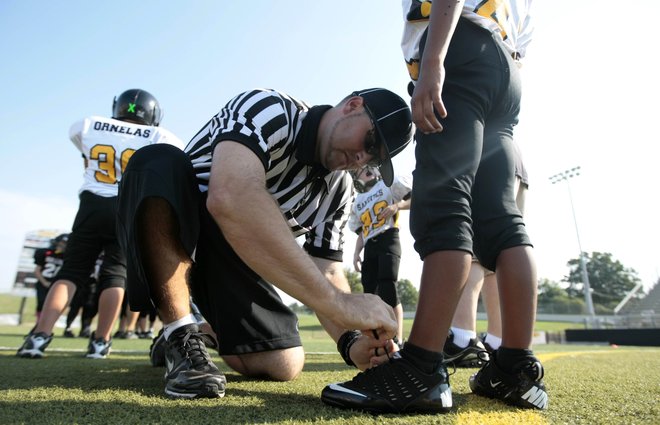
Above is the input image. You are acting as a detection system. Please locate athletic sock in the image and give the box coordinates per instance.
[495,346,535,373]
[163,314,196,340]
[400,342,444,374]
[484,333,502,350]
[450,326,476,348]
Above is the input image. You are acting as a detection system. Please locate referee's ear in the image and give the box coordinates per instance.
[341,95,364,114]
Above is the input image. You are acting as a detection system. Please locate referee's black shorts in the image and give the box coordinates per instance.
[117,143,301,355]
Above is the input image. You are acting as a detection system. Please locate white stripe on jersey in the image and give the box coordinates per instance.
[185,89,352,256]
[70,116,184,197]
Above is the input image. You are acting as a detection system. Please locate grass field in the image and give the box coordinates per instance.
[1,296,659,424]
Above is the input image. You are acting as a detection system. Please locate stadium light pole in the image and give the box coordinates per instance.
[549,166,596,316]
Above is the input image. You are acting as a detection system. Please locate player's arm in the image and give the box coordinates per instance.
[34,265,50,288]
[411,0,464,133]
[353,232,365,272]
[207,141,397,336]
[377,193,411,221]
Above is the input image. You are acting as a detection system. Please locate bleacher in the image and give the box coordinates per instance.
[613,281,660,328]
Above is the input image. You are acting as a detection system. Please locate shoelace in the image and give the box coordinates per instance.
[372,329,392,361]
[175,330,215,369]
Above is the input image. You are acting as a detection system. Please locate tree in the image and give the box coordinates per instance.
[564,251,641,312]
[536,278,585,314]
[344,268,363,293]
[343,269,418,310]
[396,279,419,311]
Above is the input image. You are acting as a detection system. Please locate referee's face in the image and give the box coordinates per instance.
[320,108,379,172]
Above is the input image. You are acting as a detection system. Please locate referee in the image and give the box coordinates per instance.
[117,87,413,399]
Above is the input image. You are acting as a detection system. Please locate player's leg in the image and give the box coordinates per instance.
[481,272,502,351]
[373,231,404,342]
[20,205,102,358]
[443,262,489,367]
[321,19,501,414]
[467,48,546,408]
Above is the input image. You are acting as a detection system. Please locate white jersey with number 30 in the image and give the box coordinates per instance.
[69,116,184,197]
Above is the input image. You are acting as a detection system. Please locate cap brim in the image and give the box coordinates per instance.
[374,126,394,187]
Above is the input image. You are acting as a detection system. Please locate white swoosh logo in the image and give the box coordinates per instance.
[328,384,367,398]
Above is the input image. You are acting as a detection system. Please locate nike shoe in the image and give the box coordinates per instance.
[164,323,226,399]
[138,330,154,339]
[150,328,166,367]
[63,328,75,338]
[17,332,53,358]
[85,333,112,359]
[469,351,548,410]
[443,330,490,368]
[321,355,453,414]
[482,340,496,354]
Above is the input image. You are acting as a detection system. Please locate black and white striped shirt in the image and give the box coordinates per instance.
[185,89,353,261]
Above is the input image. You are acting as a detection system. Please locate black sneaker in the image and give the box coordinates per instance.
[150,328,166,367]
[63,329,75,338]
[482,340,496,354]
[164,323,226,399]
[17,332,53,358]
[85,332,112,359]
[79,326,91,338]
[443,330,490,368]
[321,355,453,414]
[469,351,548,410]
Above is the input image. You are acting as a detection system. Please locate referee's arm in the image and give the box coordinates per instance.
[206,141,397,336]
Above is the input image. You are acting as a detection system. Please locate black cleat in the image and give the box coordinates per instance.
[164,323,226,399]
[443,330,490,368]
[63,329,75,338]
[17,332,53,359]
[79,326,91,338]
[321,355,452,414]
[469,351,548,410]
[85,332,112,359]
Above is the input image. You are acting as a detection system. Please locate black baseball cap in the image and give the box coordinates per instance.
[352,88,413,186]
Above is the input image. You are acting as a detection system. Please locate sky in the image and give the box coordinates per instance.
[1,1,659,306]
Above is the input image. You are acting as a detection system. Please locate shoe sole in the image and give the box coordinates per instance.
[321,383,453,414]
[17,350,44,359]
[165,385,225,399]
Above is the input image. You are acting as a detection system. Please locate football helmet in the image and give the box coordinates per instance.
[52,233,69,244]
[112,89,162,126]
[352,167,381,193]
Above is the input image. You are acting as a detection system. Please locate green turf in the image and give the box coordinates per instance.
[1,294,655,423]
[2,313,659,424]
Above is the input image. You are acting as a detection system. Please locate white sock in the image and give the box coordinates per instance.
[450,327,476,348]
[163,314,196,340]
[484,333,502,350]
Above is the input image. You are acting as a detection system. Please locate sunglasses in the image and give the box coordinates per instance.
[363,108,382,168]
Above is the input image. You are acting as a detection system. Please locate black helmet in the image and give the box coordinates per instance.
[112,89,162,126]
[351,167,381,193]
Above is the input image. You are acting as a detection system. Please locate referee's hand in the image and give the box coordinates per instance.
[334,292,397,338]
